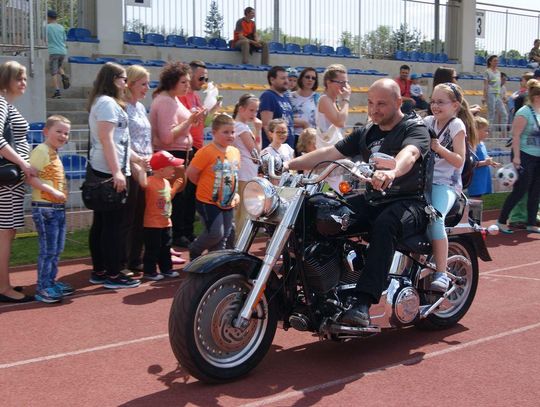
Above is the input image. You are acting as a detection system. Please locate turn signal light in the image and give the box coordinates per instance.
[339,181,352,194]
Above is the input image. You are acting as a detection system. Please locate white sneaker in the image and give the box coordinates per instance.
[430,272,450,292]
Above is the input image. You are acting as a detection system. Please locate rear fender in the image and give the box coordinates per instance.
[184,250,263,279]
[452,233,492,262]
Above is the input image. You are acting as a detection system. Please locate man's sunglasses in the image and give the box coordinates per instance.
[199,76,209,82]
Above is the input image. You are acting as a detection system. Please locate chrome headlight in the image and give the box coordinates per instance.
[243,178,279,218]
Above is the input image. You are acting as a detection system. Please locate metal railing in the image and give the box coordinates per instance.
[0,0,48,52]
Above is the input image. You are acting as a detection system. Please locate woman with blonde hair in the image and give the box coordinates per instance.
[122,65,154,272]
[0,61,36,302]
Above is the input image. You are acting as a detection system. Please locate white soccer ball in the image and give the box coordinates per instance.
[496,164,518,188]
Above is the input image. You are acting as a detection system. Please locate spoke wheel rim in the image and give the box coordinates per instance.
[434,254,473,317]
[194,274,268,368]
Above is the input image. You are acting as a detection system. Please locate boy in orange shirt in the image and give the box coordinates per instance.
[139,151,184,280]
[186,114,240,260]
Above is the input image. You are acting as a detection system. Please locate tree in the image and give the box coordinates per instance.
[204,1,224,39]
[500,49,524,59]
[390,23,423,52]
[361,25,393,57]
[47,0,79,29]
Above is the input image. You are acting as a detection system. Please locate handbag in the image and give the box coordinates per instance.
[81,132,129,211]
[0,114,23,186]
[81,166,129,211]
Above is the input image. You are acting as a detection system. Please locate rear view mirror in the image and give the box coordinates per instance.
[369,153,396,170]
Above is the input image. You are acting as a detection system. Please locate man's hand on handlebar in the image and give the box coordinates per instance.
[369,170,395,192]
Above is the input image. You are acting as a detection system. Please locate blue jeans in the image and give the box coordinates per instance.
[32,205,66,290]
[189,201,234,258]
[487,93,508,129]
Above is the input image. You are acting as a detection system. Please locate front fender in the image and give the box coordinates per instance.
[184,249,263,279]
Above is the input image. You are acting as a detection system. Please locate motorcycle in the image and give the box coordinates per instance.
[168,153,498,383]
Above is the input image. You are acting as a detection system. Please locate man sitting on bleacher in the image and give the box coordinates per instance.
[232,7,269,66]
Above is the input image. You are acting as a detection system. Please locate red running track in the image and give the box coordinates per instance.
[2,219,540,406]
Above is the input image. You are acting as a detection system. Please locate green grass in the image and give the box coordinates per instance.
[480,192,509,211]
[9,220,206,267]
[10,228,91,267]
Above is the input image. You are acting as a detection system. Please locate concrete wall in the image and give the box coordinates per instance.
[0,55,47,123]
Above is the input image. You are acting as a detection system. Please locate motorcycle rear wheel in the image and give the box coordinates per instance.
[416,239,478,330]
[169,271,278,383]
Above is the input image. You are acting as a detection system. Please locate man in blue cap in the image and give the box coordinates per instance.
[47,10,70,99]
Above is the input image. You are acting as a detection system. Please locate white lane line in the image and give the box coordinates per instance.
[239,321,540,407]
[483,274,540,282]
[480,260,540,276]
[0,333,168,369]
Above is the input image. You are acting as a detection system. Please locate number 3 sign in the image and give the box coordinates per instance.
[476,11,485,39]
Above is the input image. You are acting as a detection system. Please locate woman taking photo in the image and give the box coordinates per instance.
[149,62,204,248]
[87,62,140,289]
[0,61,36,302]
[497,79,540,234]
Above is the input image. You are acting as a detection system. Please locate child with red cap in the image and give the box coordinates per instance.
[138,150,185,280]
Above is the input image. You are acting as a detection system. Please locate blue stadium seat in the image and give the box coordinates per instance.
[319,45,335,56]
[474,55,486,65]
[208,37,229,50]
[187,36,211,49]
[409,51,421,62]
[144,33,172,47]
[420,52,433,62]
[145,59,166,67]
[119,58,145,66]
[61,154,87,180]
[123,31,144,45]
[394,50,410,61]
[302,44,319,55]
[67,28,99,43]
[68,56,101,64]
[95,57,119,64]
[268,42,285,53]
[517,59,527,67]
[433,53,448,63]
[149,80,159,89]
[166,35,188,47]
[241,64,266,71]
[498,57,507,67]
[27,123,45,147]
[336,46,352,57]
[421,72,434,78]
[285,43,301,54]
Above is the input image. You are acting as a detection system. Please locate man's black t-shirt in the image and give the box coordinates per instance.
[335,114,431,204]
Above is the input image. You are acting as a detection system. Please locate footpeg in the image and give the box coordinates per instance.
[289,313,310,331]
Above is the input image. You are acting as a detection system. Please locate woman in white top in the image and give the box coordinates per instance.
[261,119,295,185]
[232,94,262,234]
[87,62,141,289]
[316,64,351,189]
[290,67,320,140]
[483,55,507,132]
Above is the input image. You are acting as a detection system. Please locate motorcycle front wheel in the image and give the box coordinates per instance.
[169,271,278,383]
[416,238,478,330]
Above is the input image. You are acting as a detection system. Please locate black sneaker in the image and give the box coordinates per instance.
[89,271,107,285]
[52,90,61,99]
[61,74,70,90]
[103,274,141,289]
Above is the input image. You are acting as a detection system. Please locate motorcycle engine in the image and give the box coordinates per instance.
[386,279,420,326]
[302,241,341,294]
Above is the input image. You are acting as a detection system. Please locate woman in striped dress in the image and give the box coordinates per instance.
[0,61,37,303]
